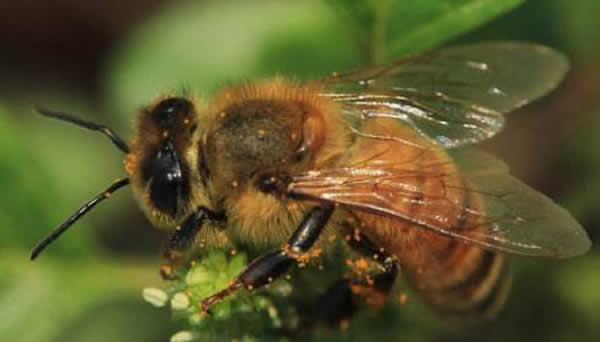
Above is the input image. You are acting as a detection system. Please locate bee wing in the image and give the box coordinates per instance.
[319,42,569,148]
[289,148,590,258]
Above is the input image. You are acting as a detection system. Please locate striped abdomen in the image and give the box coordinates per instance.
[346,118,511,318]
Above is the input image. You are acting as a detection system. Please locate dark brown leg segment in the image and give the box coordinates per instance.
[306,230,398,326]
[199,206,334,311]
[161,207,225,279]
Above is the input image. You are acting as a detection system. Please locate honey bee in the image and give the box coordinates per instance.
[31,42,591,321]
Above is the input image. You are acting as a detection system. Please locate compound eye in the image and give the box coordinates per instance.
[153,97,192,128]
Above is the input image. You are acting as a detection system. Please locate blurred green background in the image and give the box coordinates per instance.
[1,0,599,341]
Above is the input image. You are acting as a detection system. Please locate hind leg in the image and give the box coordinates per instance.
[306,229,398,327]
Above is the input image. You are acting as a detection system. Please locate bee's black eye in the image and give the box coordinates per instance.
[153,97,192,128]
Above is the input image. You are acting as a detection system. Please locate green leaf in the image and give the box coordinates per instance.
[325,0,525,61]
[383,0,526,58]
[105,0,359,115]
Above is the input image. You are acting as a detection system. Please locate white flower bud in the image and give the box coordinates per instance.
[171,292,190,310]
[142,287,168,307]
[170,330,199,342]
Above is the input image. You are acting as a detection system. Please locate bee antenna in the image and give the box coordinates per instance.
[34,106,130,154]
[30,178,130,261]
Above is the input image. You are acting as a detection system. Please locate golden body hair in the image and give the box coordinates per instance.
[32,43,588,323]
[125,79,510,316]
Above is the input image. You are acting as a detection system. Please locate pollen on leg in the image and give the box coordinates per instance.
[339,319,350,332]
[355,258,369,271]
[398,293,408,305]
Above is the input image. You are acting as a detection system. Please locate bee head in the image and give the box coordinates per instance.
[126,96,206,227]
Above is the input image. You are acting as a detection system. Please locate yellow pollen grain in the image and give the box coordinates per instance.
[331,71,339,77]
[311,248,323,258]
[355,258,368,270]
[339,319,350,332]
[231,180,239,188]
[230,249,237,256]
[257,129,266,138]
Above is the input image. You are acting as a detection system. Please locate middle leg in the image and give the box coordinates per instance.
[199,206,334,311]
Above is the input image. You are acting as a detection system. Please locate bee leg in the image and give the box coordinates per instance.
[199,206,334,311]
[167,207,225,251]
[343,228,398,304]
[161,207,225,279]
[306,263,398,328]
[304,230,398,327]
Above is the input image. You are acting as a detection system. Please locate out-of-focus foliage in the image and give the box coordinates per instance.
[1,0,599,341]
[106,0,524,116]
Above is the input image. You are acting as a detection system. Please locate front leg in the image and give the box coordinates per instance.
[200,206,334,311]
[167,207,225,251]
[161,207,225,279]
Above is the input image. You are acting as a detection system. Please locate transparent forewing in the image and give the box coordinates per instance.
[290,148,590,258]
[459,171,590,258]
[319,42,569,148]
